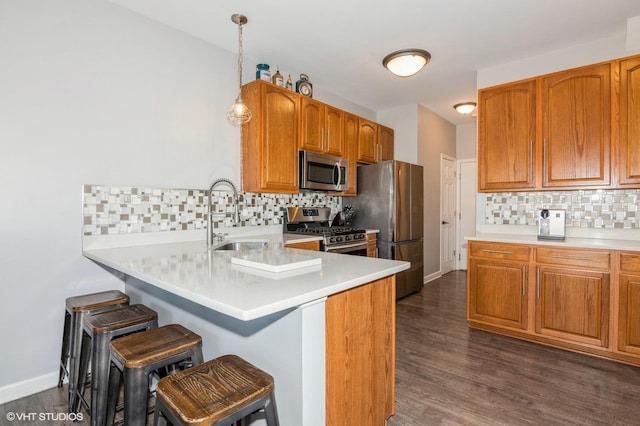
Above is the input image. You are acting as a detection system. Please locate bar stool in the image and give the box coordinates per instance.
[58,290,129,412]
[107,324,204,426]
[75,304,158,426]
[153,354,279,426]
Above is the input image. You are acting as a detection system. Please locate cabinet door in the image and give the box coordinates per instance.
[241,81,299,193]
[337,112,359,196]
[326,276,395,425]
[542,63,611,188]
[325,105,345,157]
[378,125,394,161]
[478,80,537,191]
[618,274,640,356]
[467,258,528,329]
[618,56,640,186]
[299,97,325,153]
[535,266,609,347]
[357,118,378,164]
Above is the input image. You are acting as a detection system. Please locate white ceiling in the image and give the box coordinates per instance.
[108,0,640,125]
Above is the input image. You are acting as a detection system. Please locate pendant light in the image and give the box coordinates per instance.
[226,14,252,127]
[382,49,431,77]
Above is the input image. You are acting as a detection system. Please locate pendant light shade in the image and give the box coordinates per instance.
[382,49,431,77]
[453,102,477,115]
[227,14,252,127]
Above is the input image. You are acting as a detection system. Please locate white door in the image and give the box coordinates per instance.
[441,155,456,274]
[456,159,477,270]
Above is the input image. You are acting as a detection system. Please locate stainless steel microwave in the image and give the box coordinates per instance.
[299,150,348,191]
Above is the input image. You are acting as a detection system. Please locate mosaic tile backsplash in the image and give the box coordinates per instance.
[486,189,640,229]
[83,185,341,236]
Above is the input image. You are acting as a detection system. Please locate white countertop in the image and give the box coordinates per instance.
[83,232,409,321]
[468,232,640,251]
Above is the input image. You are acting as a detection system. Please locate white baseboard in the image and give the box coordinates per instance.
[423,271,442,284]
[0,371,59,405]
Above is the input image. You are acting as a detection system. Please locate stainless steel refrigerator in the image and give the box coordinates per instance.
[350,160,424,299]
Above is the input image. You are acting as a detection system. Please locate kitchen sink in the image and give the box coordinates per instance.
[214,241,267,251]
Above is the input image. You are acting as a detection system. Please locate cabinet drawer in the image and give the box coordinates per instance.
[536,247,610,270]
[620,252,640,273]
[469,241,530,262]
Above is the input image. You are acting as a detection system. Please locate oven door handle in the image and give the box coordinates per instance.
[325,242,368,252]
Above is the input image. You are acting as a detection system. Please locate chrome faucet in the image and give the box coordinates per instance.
[207,178,240,249]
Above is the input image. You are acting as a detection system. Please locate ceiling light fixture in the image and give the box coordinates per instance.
[382,49,431,77]
[453,102,477,115]
[226,14,252,127]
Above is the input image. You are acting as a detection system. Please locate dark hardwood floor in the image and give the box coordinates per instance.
[389,271,640,426]
[2,270,640,425]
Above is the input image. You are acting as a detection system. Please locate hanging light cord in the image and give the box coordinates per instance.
[236,19,244,91]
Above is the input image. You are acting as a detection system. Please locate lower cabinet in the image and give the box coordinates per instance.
[366,233,377,257]
[467,240,640,366]
[618,252,640,356]
[325,276,395,425]
[285,240,320,251]
[468,258,528,329]
[535,266,609,348]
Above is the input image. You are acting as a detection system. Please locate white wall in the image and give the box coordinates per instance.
[0,0,374,402]
[456,123,477,160]
[377,104,419,163]
[417,106,456,278]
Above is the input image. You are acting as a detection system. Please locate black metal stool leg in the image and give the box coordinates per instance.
[58,311,71,388]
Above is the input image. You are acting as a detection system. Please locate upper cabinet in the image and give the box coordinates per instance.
[241,80,393,194]
[357,118,378,164]
[357,120,394,164]
[618,56,640,186]
[542,63,611,188]
[478,79,537,191]
[378,125,394,161]
[241,80,299,193]
[477,55,640,192]
[299,97,345,157]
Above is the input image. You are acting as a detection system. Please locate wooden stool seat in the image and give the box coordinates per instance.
[59,290,129,413]
[154,354,279,426]
[66,290,129,312]
[76,304,158,426]
[107,325,204,426]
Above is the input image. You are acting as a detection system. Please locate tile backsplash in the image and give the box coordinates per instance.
[485,189,640,229]
[82,185,341,236]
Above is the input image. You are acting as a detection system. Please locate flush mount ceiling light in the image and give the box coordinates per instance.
[226,13,252,127]
[382,49,431,77]
[453,102,477,115]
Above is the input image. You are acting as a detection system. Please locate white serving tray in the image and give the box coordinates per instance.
[231,252,322,273]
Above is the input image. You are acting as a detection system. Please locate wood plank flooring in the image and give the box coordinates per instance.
[388,271,640,426]
[2,270,640,425]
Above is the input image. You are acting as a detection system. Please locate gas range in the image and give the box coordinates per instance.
[284,207,367,253]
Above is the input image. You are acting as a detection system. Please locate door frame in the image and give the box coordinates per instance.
[456,159,477,270]
[440,154,457,275]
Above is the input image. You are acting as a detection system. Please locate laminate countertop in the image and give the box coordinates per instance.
[83,233,408,321]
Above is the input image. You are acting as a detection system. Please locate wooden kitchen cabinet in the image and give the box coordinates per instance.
[337,112,359,196]
[478,79,537,191]
[617,252,640,357]
[241,80,299,193]
[378,124,394,161]
[285,240,320,251]
[535,247,610,348]
[325,276,395,425]
[357,118,378,164]
[618,56,640,186]
[299,97,345,157]
[366,233,377,257]
[467,241,529,330]
[541,63,612,188]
